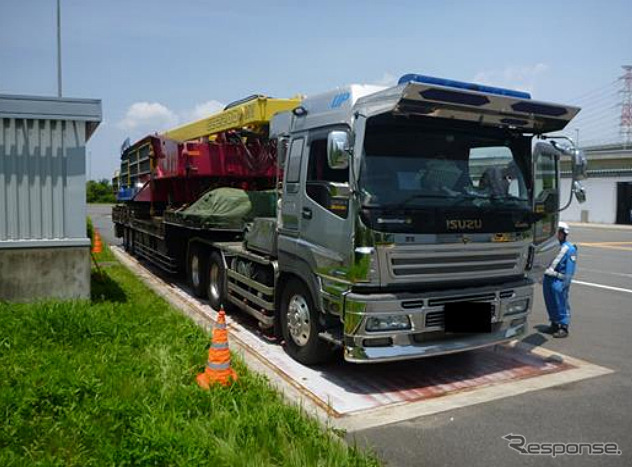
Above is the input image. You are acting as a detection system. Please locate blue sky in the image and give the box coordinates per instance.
[1,0,631,180]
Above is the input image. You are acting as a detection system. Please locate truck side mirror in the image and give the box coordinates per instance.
[547,138,588,211]
[573,180,586,203]
[572,149,587,181]
[327,131,350,170]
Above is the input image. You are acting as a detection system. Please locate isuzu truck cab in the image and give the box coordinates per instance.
[113,74,587,364]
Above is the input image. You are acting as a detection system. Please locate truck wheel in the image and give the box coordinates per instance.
[187,244,208,298]
[207,251,227,310]
[280,279,334,365]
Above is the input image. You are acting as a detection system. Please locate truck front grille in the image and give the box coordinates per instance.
[384,244,525,284]
[427,292,497,307]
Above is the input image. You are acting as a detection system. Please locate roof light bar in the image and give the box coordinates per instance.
[398,74,531,100]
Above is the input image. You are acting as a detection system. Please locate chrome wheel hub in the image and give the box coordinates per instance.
[191,255,200,288]
[287,294,311,347]
[209,263,220,302]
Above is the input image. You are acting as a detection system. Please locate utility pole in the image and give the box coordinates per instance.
[56,0,62,97]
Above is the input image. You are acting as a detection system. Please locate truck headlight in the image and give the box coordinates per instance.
[505,298,529,316]
[366,314,411,332]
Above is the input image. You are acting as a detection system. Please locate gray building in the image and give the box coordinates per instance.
[560,143,632,225]
[0,94,101,301]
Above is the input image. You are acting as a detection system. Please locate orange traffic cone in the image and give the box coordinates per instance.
[196,306,238,389]
[92,229,103,254]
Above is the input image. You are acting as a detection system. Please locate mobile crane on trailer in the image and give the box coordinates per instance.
[113,74,587,364]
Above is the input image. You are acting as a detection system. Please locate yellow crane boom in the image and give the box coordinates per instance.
[163,95,301,142]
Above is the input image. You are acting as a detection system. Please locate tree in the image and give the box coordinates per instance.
[86,179,116,203]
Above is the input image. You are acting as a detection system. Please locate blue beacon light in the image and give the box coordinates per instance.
[398,74,531,100]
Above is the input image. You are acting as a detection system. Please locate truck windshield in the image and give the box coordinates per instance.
[360,117,531,210]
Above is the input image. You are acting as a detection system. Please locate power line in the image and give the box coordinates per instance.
[574,116,619,129]
[571,87,618,106]
[574,99,620,115]
[573,109,620,127]
[577,125,620,137]
[574,90,619,108]
[576,128,619,140]
[576,126,620,138]
[577,124,620,136]
[573,92,619,109]
[567,79,618,102]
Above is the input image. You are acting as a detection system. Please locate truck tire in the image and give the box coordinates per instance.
[207,251,227,310]
[280,279,334,365]
[187,244,208,298]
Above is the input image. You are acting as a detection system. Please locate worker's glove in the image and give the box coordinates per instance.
[545,267,555,277]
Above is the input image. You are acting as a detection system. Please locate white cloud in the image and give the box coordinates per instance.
[473,63,549,94]
[185,100,224,121]
[117,102,178,133]
[117,99,226,138]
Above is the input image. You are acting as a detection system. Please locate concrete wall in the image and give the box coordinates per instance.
[560,175,632,224]
[0,247,90,301]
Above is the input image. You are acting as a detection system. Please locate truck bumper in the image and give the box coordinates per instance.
[343,279,533,363]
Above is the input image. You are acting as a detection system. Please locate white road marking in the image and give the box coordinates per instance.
[577,242,632,252]
[579,268,632,279]
[573,280,632,294]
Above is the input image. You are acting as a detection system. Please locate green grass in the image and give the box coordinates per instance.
[0,247,380,467]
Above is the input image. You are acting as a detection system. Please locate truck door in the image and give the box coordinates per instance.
[529,142,561,280]
[298,129,353,283]
[279,136,305,235]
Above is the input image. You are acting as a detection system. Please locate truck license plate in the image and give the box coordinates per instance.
[444,302,492,333]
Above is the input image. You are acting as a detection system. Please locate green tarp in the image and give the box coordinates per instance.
[175,188,276,230]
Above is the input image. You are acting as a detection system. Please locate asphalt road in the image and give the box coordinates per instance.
[88,205,631,466]
[354,225,632,467]
[88,204,120,247]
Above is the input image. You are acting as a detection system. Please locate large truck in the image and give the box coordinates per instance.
[112,74,587,364]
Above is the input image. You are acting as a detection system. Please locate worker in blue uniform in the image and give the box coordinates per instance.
[543,222,577,338]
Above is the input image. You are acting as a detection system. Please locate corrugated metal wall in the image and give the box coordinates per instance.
[0,117,87,245]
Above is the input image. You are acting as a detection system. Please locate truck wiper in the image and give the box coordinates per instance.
[450,192,528,207]
[488,195,528,206]
[449,192,489,206]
